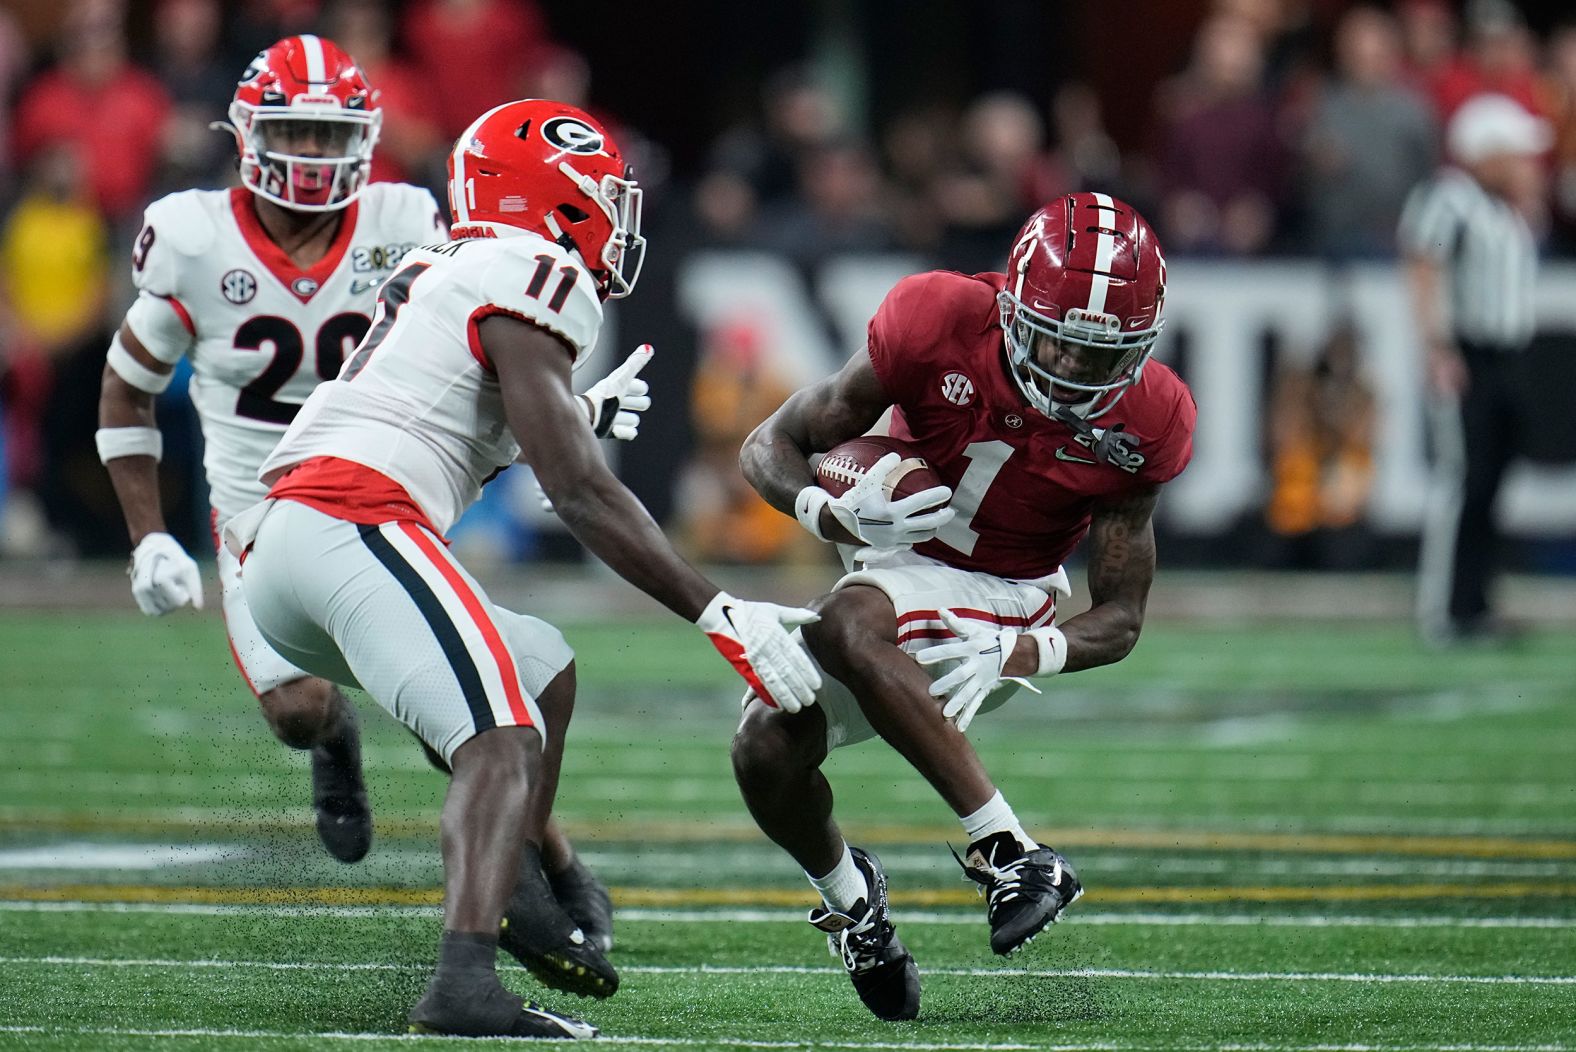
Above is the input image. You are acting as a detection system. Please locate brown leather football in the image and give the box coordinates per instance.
[815,435,947,508]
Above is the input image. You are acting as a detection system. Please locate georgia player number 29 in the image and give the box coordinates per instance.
[233,313,372,424]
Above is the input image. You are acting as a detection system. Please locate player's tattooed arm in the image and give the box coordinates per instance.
[99,324,175,544]
[740,347,892,544]
[1052,485,1159,674]
[486,315,719,621]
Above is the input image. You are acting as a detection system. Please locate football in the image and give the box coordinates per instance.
[815,435,948,509]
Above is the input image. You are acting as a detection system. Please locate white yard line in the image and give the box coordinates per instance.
[3,955,1573,986]
[0,1026,1570,1051]
[7,899,1576,930]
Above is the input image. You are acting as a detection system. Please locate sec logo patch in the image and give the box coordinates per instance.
[941,372,974,406]
[220,269,257,305]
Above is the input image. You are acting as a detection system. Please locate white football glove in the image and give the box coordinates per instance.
[915,609,1040,732]
[697,591,822,713]
[129,532,204,616]
[582,343,654,441]
[822,451,954,550]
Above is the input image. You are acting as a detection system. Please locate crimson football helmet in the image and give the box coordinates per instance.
[999,192,1167,420]
[447,99,645,299]
[221,35,381,212]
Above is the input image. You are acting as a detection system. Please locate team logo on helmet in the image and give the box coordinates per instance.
[941,372,975,406]
[541,116,606,156]
[239,53,267,83]
[221,269,258,305]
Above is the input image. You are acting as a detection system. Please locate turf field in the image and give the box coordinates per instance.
[2,602,1574,1050]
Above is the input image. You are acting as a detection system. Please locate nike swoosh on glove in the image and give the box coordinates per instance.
[824,451,954,550]
[696,592,822,713]
[915,609,1039,732]
[129,532,204,616]
[583,344,654,441]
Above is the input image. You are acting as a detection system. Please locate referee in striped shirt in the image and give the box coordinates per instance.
[1398,94,1551,645]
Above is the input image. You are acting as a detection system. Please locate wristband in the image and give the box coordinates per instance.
[794,485,833,542]
[96,426,163,464]
[106,332,175,394]
[1024,625,1068,677]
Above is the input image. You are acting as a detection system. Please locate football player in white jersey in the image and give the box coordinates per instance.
[96,39,620,993]
[97,34,426,863]
[228,99,822,1038]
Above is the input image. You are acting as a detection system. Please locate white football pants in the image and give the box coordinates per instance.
[240,499,573,763]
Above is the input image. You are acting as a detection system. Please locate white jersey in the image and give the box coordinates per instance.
[125,183,446,523]
[259,232,603,535]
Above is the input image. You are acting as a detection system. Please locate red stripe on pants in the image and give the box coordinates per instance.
[397,522,533,727]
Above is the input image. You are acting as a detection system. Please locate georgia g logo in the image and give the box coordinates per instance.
[541,116,606,156]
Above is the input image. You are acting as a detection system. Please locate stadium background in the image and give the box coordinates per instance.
[1,1,1574,1049]
[2,0,1576,570]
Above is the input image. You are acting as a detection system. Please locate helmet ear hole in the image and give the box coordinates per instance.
[556,204,590,224]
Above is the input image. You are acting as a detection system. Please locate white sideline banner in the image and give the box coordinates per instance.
[676,254,1576,536]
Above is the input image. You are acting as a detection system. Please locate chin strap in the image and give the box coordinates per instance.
[542,211,592,275]
[1048,404,1145,472]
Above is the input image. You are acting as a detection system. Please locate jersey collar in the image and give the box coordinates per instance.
[229,187,360,304]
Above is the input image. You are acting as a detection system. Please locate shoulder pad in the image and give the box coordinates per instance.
[476,238,603,367]
[360,182,449,242]
[141,190,220,258]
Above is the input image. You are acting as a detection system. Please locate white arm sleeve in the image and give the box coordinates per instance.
[123,292,194,365]
[106,329,175,393]
[124,206,196,364]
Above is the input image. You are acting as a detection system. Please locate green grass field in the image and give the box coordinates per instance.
[2,605,1574,1050]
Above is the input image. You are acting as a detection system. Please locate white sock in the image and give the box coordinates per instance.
[806,844,868,913]
[960,791,1039,852]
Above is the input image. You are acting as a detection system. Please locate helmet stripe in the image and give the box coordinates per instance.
[1086,191,1117,315]
[299,34,326,84]
[449,102,515,224]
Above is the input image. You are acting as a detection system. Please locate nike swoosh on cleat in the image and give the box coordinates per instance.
[1054,447,1098,465]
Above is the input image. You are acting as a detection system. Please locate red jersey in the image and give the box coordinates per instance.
[866,270,1196,580]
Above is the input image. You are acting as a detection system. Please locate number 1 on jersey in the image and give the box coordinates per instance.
[342,263,429,380]
[932,440,1013,557]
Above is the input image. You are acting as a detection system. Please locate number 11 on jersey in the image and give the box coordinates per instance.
[932,440,1013,557]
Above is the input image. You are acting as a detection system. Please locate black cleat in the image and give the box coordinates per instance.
[548,854,615,954]
[501,845,620,998]
[310,705,372,864]
[953,831,1082,956]
[807,847,920,1021]
[408,969,597,1039]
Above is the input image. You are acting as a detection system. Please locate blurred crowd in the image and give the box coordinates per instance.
[0,0,1574,564]
[688,0,1576,267]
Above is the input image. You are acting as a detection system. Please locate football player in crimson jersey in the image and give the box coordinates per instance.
[230,99,820,1038]
[735,192,1196,1020]
[95,40,617,993]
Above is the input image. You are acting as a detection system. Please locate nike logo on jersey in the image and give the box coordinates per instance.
[1054,446,1098,465]
[349,277,384,295]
